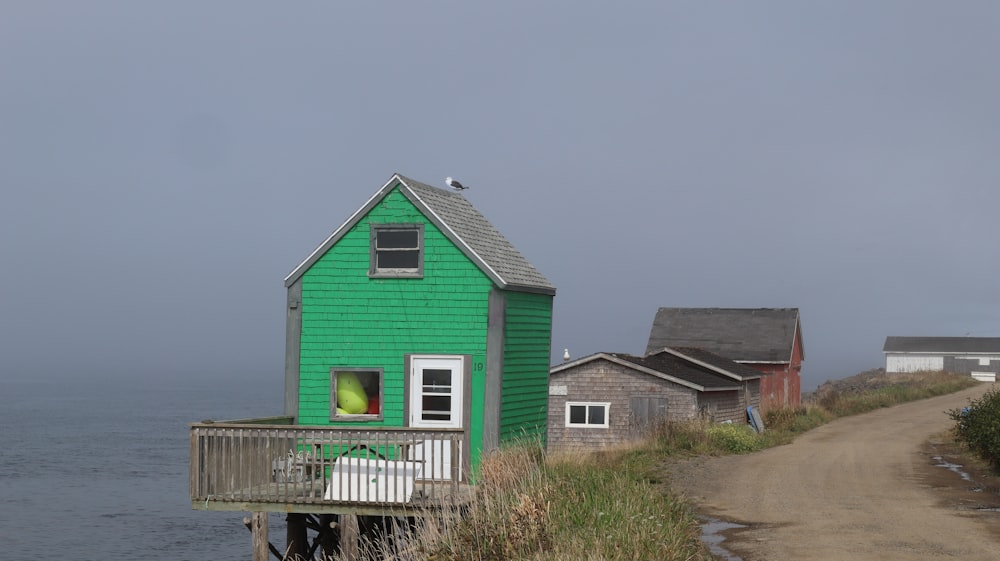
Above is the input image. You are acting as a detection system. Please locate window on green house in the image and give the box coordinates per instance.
[331,368,383,421]
[565,402,609,428]
[370,224,423,277]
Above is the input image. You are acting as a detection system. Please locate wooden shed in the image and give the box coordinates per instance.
[189,173,556,559]
[883,336,1000,381]
[547,347,761,451]
[646,307,804,411]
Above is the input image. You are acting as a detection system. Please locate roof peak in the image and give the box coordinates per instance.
[284,173,554,294]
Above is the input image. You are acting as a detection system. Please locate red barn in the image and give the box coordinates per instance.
[645,308,804,411]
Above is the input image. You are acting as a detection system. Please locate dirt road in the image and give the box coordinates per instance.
[666,383,1000,560]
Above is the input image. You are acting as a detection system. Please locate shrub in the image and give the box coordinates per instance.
[949,387,1000,470]
[763,407,800,432]
[788,407,832,433]
[706,423,763,453]
[648,419,714,456]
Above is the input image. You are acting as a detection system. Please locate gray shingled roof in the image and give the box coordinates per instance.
[883,336,1000,354]
[646,307,802,363]
[285,173,555,294]
[663,347,763,381]
[551,350,746,391]
[398,175,554,292]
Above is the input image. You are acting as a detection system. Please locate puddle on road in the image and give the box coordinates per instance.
[930,455,1000,510]
[700,517,746,561]
[932,455,975,483]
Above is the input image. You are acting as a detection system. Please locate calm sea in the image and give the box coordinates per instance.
[0,373,284,561]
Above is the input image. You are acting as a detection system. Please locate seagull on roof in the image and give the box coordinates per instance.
[445,177,468,191]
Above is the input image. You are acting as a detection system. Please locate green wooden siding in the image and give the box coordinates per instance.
[499,291,554,446]
[296,187,494,470]
[292,183,555,473]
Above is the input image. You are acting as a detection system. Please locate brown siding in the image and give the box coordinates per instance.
[547,359,698,451]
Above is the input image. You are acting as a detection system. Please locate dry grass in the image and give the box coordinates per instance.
[331,371,981,561]
[337,442,712,561]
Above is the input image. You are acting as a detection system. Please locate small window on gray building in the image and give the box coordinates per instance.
[566,402,609,428]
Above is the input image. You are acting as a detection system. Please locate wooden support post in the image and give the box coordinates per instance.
[250,512,268,561]
[286,513,308,560]
[243,516,283,561]
[341,513,359,561]
[319,514,339,560]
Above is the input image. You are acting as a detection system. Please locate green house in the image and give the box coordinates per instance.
[281,173,556,478]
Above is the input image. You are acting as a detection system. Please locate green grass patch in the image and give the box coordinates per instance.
[706,422,764,453]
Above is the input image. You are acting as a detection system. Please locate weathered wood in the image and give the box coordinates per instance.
[285,513,308,560]
[243,512,273,561]
[340,513,359,561]
[189,428,199,501]
[319,514,339,559]
[241,517,284,561]
[191,423,469,511]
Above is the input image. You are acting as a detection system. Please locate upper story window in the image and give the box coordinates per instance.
[370,224,423,278]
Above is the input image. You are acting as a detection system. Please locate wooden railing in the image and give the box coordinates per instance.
[190,422,466,511]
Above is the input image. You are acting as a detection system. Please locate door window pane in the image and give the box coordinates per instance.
[422,395,452,421]
[422,369,452,393]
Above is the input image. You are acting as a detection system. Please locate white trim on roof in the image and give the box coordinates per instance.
[398,178,507,288]
[659,348,760,382]
[283,175,398,285]
[550,353,739,393]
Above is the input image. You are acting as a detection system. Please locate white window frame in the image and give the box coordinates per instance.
[565,402,610,428]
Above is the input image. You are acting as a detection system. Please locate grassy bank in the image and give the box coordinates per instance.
[344,371,980,561]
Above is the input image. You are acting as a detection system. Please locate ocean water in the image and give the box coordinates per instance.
[0,373,284,561]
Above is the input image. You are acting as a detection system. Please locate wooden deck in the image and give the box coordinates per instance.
[190,421,474,516]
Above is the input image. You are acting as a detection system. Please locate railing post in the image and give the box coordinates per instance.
[189,428,199,499]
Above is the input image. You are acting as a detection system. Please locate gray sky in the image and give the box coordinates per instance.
[2,2,998,391]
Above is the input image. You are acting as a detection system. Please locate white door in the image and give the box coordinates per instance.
[409,356,463,480]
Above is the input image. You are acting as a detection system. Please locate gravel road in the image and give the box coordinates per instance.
[666,383,1000,561]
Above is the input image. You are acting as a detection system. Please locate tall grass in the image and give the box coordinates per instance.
[542,450,710,561]
[816,371,979,417]
[342,443,713,561]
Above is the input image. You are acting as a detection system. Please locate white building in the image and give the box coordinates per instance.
[883,336,1000,382]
